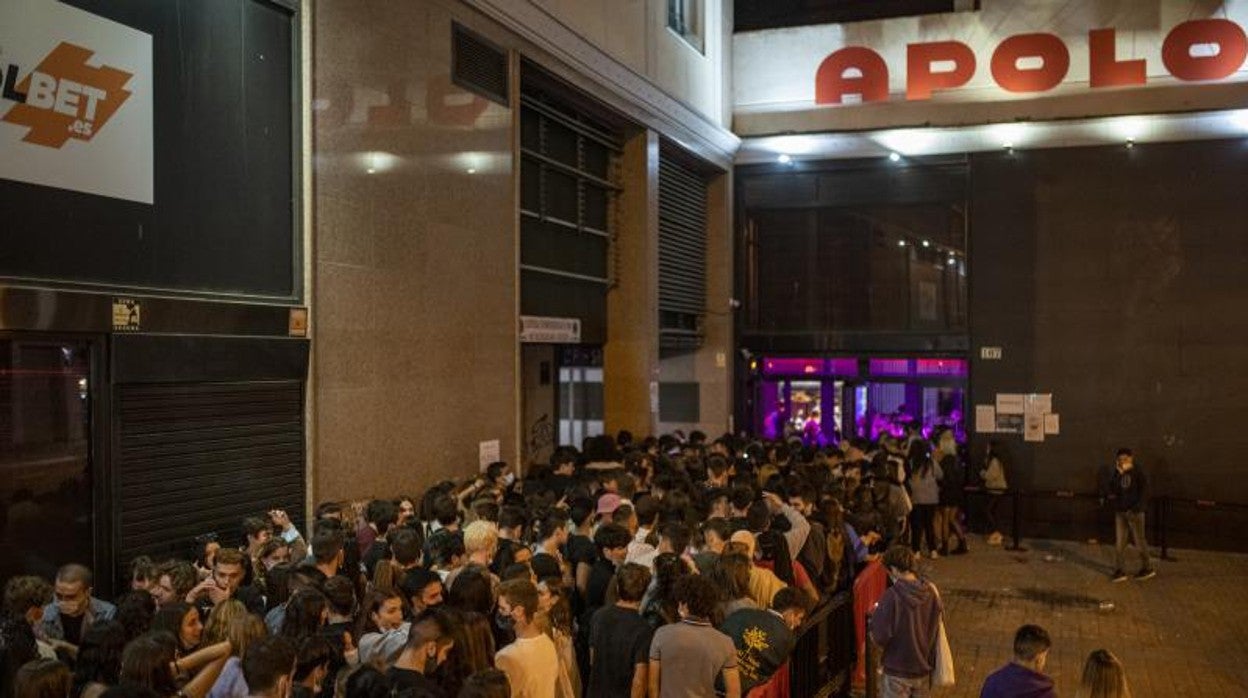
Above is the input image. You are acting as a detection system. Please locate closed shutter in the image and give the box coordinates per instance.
[114,381,305,562]
[659,147,709,350]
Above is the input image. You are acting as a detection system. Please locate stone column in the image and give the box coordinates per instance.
[604,129,660,437]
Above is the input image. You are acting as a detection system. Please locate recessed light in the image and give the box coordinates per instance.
[921,240,930,248]
[777,154,792,164]
[366,168,376,174]
[897,240,907,247]
[947,257,956,265]
[467,168,477,174]
[888,152,901,162]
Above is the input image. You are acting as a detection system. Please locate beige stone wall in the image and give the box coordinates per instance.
[525,0,733,127]
[311,0,518,501]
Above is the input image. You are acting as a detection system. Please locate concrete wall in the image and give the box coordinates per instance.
[523,0,733,128]
[969,138,1248,504]
[311,0,738,500]
[311,0,518,501]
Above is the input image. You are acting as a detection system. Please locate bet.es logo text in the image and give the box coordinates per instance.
[1,41,133,147]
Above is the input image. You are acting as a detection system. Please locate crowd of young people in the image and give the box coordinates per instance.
[0,428,1135,698]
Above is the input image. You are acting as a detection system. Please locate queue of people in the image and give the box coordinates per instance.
[0,430,1142,698]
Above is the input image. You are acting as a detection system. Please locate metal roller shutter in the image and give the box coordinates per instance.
[659,148,709,350]
[114,381,306,563]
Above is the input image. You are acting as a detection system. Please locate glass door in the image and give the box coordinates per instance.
[0,336,95,583]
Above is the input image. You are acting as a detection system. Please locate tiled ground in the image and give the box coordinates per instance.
[913,537,1248,697]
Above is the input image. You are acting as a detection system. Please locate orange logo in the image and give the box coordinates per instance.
[1,42,133,148]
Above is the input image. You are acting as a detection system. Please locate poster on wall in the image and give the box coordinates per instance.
[0,0,153,203]
[995,394,1025,415]
[995,414,1023,434]
[975,405,996,434]
[1024,412,1045,442]
[1044,413,1061,435]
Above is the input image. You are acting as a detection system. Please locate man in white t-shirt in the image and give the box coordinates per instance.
[495,579,558,698]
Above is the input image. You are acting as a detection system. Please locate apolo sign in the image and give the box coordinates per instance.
[817,18,1248,105]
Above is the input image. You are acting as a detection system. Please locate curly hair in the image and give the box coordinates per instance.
[3,576,52,617]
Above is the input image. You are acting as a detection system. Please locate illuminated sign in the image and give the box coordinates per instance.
[816,19,1248,105]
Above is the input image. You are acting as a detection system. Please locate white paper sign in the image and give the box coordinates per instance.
[1024,412,1045,442]
[478,439,500,472]
[0,0,153,203]
[520,316,581,343]
[650,381,659,415]
[975,405,996,434]
[1044,413,1060,435]
[996,394,1026,415]
[1026,393,1053,415]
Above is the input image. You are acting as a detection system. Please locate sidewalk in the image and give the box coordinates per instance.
[918,538,1248,697]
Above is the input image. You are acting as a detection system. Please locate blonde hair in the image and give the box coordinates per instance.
[203,600,267,657]
[463,520,499,556]
[1076,649,1131,698]
[938,431,958,459]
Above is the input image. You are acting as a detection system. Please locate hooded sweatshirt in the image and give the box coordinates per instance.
[868,576,942,679]
[979,662,1057,698]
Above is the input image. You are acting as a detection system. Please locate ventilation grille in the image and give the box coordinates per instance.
[659,151,709,350]
[114,381,306,565]
[453,23,509,106]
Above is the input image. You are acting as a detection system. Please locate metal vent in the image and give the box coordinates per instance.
[659,150,709,350]
[452,24,509,106]
[114,381,306,564]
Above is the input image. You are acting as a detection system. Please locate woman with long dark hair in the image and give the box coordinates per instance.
[757,530,819,605]
[120,631,231,698]
[72,620,126,698]
[279,591,328,645]
[150,604,202,655]
[640,553,693,628]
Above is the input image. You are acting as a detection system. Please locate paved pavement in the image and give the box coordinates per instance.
[912,537,1248,697]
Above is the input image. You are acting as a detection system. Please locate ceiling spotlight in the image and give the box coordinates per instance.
[366,168,376,174]
[1003,142,1014,152]
[777,154,792,164]
[1126,138,1136,149]
[947,257,956,265]
[921,240,930,248]
[467,168,477,174]
[897,240,907,247]
[888,151,901,162]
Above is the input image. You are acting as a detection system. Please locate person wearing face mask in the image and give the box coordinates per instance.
[494,580,558,698]
[41,564,116,650]
[241,636,296,698]
[386,610,455,697]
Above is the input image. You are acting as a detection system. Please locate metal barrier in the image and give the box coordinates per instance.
[963,487,1248,555]
[788,589,856,697]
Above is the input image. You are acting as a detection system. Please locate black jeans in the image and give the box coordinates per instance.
[909,504,938,553]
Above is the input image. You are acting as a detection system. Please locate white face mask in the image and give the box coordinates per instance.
[503,473,516,486]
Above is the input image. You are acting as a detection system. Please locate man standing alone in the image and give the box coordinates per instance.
[1101,448,1155,582]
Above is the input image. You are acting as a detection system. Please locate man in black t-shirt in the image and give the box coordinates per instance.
[588,563,653,698]
[387,609,454,698]
[719,587,810,694]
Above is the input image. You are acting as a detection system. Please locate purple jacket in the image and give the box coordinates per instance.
[868,577,942,679]
[980,662,1057,698]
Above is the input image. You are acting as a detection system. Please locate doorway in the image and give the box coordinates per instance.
[0,336,98,583]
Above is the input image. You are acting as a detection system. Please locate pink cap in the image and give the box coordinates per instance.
[597,493,622,516]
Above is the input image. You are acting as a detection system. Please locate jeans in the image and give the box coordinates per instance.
[1114,511,1152,572]
[880,673,931,698]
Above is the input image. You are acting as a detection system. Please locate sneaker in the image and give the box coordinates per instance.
[1110,570,1129,583]
[929,550,940,560]
[1134,569,1157,581]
